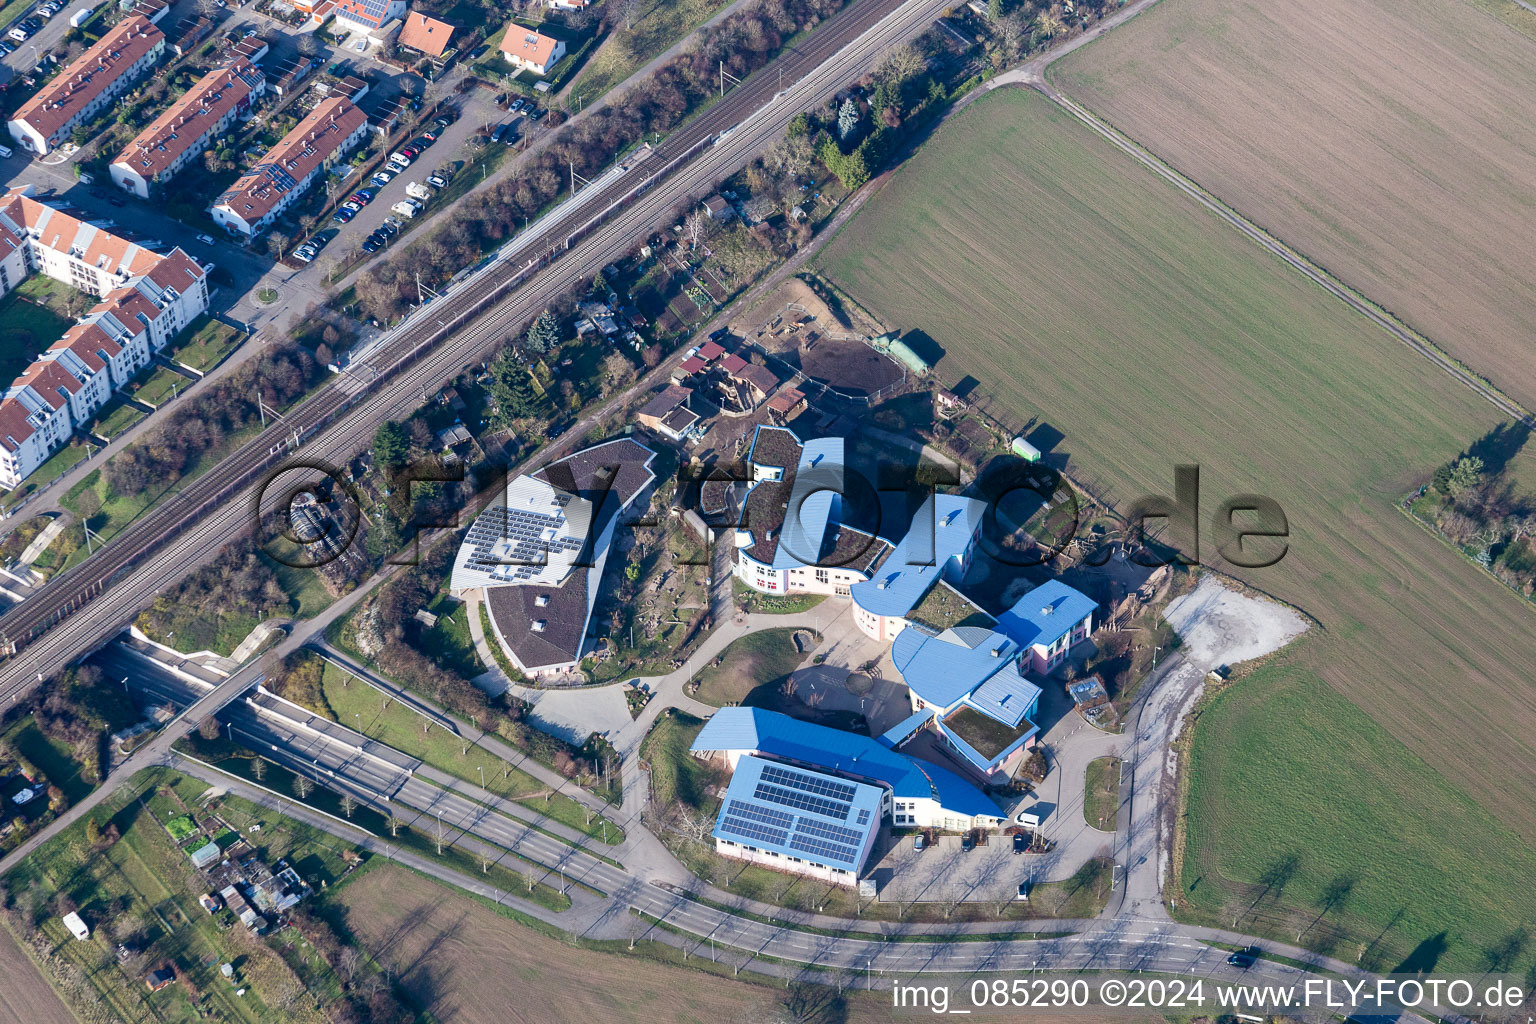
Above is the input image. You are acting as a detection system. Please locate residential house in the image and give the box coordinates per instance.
[398,11,454,57]
[635,384,699,441]
[331,0,406,33]
[499,28,565,76]
[0,187,208,486]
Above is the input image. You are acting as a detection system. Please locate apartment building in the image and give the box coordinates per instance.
[110,60,266,198]
[8,16,166,156]
[209,97,367,238]
[0,187,208,487]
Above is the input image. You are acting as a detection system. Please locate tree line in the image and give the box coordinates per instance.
[106,345,322,499]
[353,0,855,324]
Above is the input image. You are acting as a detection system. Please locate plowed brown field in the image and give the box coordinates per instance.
[1053,0,1536,411]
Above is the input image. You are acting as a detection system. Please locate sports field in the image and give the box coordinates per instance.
[815,87,1536,970]
[1051,0,1536,411]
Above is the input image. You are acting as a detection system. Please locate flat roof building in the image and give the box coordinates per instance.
[9,16,166,156]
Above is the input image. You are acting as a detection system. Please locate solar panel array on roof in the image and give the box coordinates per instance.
[712,756,883,872]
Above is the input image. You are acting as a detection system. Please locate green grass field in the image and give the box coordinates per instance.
[133,366,193,407]
[0,292,70,384]
[1082,756,1119,832]
[1180,668,1536,971]
[164,315,244,372]
[693,628,811,707]
[815,87,1536,973]
[90,398,147,440]
[565,0,729,108]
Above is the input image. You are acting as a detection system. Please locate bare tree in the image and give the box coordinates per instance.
[198,715,220,741]
[291,774,313,800]
[339,793,356,819]
[250,757,267,782]
[683,210,708,250]
[615,0,641,30]
[387,813,402,837]
[433,815,447,855]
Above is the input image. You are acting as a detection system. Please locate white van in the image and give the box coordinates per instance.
[0,144,13,159]
[391,199,421,219]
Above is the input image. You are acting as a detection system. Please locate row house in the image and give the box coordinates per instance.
[7,16,166,156]
[110,60,266,198]
[210,97,367,238]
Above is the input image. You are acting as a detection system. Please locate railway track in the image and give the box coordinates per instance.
[0,0,947,708]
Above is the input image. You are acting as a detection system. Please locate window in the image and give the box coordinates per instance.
[815,569,828,584]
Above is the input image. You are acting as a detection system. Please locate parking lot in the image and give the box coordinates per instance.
[869,829,1054,908]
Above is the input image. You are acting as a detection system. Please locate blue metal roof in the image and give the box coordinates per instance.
[965,662,1041,728]
[850,494,987,618]
[712,755,883,872]
[891,625,1024,712]
[995,580,1097,650]
[877,708,934,749]
[692,707,1002,820]
[773,437,845,570]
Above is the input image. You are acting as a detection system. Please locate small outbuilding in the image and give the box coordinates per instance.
[145,967,175,992]
[61,911,90,941]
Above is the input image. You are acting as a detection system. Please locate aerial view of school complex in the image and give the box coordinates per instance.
[0,0,1533,1017]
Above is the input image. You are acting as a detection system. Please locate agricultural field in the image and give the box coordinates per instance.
[0,930,74,1024]
[1051,0,1536,412]
[816,87,1536,972]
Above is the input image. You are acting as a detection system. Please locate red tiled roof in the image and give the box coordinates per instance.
[719,352,747,374]
[112,61,264,183]
[499,27,561,67]
[13,17,164,143]
[399,12,454,56]
[696,340,724,361]
[214,98,366,225]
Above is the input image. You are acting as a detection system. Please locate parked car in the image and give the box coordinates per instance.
[361,235,381,253]
[502,128,519,146]
[1012,832,1027,854]
[1016,882,1030,899]
[405,180,432,201]
[1226,948,1259,968]
[0,41,13,53]
[511,98,525,112]
[433,114,453,130]
[960,833,976,852]
[291,244,316,263]
[378,218,398,236]
[528,107,544,120]
[426,173,448,189]
[371,170,393,187]
[391,198,421,219]
[912,833,925,851]
[350,188,373,205]
[332,206,356,223]
[421,128,437,142]
[196,233,216,245]
[489,123,506,143]
[8,26,31,41]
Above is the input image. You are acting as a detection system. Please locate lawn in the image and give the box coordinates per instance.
[730,577,826,614]
[638,709,721,811]
[319,663,622,844]
[1082,756,1119,832]
[692,627,815,707]
[164,315,244,372]
[0,291,70,384]
[564,0,731,108]
[1052,0,1536,413]
[0,442,90,510]
[91,397,147,439]
[816,87,1536,974]
[3,717,94,803]
[132,365,194,407]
